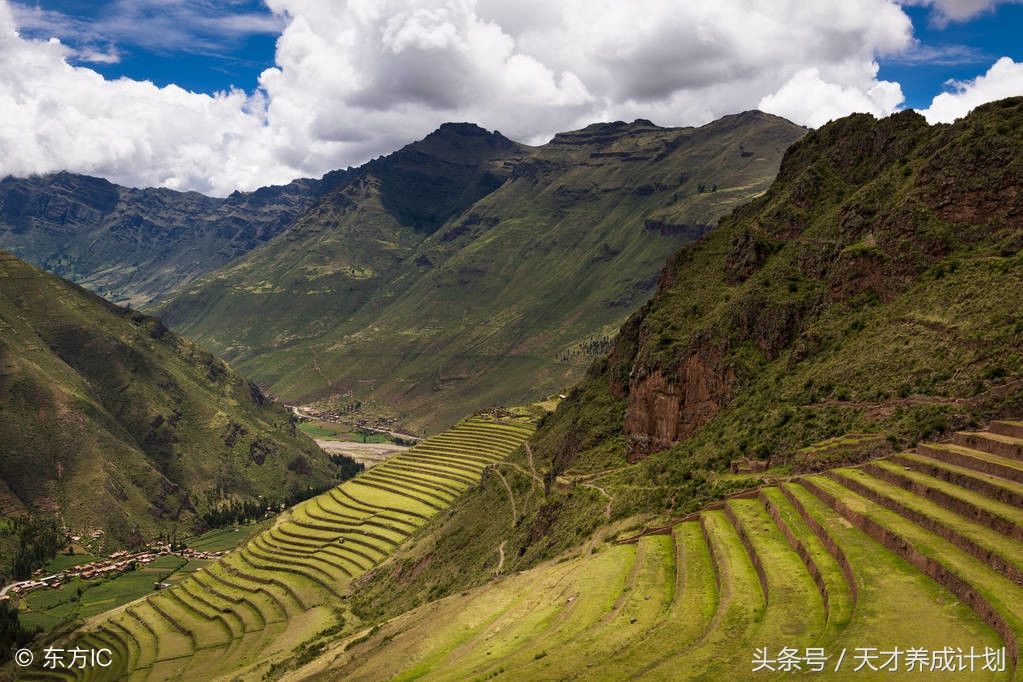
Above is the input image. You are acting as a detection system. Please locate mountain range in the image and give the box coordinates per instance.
[0,171,348,309]
[155,113,807,431]
[1,113,805,432]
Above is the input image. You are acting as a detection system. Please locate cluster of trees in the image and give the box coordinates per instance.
[200,498,276,529]
[1,516,66,581]
[199,461,363,530]
[0,600,38,665]
[331,453,366,480]
[557,336,613,362]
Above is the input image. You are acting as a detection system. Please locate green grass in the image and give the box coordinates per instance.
[297,421,343,439]
[187,519,270,552]
[44,552,100,573]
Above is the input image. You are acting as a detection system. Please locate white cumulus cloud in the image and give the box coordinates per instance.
[0,0,1015,195]
[901,0,1020,25]
[918,57,1023,122]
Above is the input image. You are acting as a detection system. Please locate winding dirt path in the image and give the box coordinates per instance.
[525,443,541,481]
[492,468,518,526]
[581,482,614,519]
[495,540,507,576]
[309,350,334,390]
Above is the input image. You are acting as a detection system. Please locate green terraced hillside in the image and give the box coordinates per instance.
[287,421,1023,681]
[157,114,805,432]
[20,416,534,681]
[0,252,337,548]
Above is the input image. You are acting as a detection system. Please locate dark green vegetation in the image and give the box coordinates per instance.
[0,516,63,581]
[0,172,346,308]
[296,422,1023,680]
[24,416,535,680]
[0,600,38,666]
[156,114,805,431]
[346,99,1023,626]
[0,252,341,547]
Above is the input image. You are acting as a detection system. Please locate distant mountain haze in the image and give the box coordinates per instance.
[0,113,807,432]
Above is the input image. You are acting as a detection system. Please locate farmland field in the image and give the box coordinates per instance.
[19,556,187,631]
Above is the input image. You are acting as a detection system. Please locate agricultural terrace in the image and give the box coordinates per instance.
[20,415,534,681]
[290,421,1023,681]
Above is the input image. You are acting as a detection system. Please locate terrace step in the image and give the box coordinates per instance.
[190,569,271,630]
[512,535,676,680]
[598,522,718,678]
[644,510,764,679]
[204,561,293,620]
[162,588,233,648]
[826,467,1023,586]
[991,421,1023,440]
[231,550,328,607]
[137,600,194,661]
[346,479,445,512]
[177,579,247,638]
[363,467,463,498]
[867,459,1023,541]
[759,487,854,635]
[109,620,149,671]
[916,442,1023,483]
[401,452,485,474]
[894,452,1023,506]
[386,459,478,485]
[726,499,825,643]
[953,431,1023,461]
[800,475,1023,665]
[122,607,159,669]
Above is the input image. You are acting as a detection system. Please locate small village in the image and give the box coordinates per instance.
[0,543,225,600]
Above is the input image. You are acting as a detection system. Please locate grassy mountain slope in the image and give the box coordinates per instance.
[296,421,1023,680]
[342,99,1023,626]
[155,124,527,369]
[0,251,338,546]
[159,113,805,432]
[0,171,343,308]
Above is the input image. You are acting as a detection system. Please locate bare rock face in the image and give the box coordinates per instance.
[623,347,735,460]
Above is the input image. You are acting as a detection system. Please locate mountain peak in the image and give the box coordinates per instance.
[416,122,519,154]
[432,122,494,137]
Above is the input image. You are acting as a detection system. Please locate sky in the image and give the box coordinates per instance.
[1,0,1022,196]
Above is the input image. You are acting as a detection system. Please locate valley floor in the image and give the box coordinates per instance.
[312,441,407,469]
